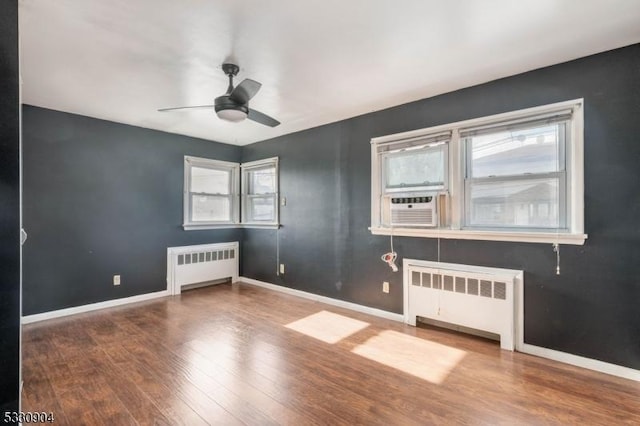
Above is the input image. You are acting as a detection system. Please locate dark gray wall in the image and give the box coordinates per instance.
[22,106,243,315]
[243,44,640,370]
[0,0,20,412]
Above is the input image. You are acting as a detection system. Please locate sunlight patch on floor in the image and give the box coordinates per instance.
[285,310,369,344]
[351,330,466,384]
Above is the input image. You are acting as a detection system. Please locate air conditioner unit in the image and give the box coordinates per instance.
[390,195,438,227]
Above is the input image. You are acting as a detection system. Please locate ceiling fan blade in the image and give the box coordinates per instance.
[157,105,216,112]
[230,79,261,104]
[248,108,280,127]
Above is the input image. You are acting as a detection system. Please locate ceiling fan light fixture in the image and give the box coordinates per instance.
[216,108,248,122]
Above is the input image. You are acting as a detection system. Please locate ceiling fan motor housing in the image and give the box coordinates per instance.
[216,63,248,121]
[222,63,240,77]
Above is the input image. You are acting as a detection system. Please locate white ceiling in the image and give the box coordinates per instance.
[19,0,640,146]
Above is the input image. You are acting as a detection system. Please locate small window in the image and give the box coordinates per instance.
[371,131,450,228]
[383,143,447,192]
[242,157,279,225]
[184,156,239,229]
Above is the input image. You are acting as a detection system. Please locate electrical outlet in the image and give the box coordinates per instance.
[113,275,121,286]
[281,196,287,206]
[279,264,285,274]
[383,281,389,293]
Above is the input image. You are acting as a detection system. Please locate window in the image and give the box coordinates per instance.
[383,142,447,192]
[463,118,568,230]
[184,156,239,229]
[370,99,586,245]
[242,157,279,225]
[372,132,450,228]
[183,156,279,230]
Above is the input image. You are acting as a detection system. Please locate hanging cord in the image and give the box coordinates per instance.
[552,243,561,275]
[437,212,442,315]
[276,226,280,276]
[381,226,398,272]
[552,143,561,276]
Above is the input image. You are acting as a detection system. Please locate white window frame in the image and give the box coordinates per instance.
[183,156,239,230]
[241,157,279,227]
[370,99,587,245]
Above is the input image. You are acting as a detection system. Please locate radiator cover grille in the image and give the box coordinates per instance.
[410,269,508,300]
[177,248,235,265]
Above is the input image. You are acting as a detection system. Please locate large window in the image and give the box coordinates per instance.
[183,156,279,230]
[463,118,568,230]
[242,158,279,225]
[370,99,586,245]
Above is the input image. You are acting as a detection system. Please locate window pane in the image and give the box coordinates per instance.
[191,166,229,194]
[191,194,230,222]
[246,195,276,222]
[248,166,276,194]
[384,147,444,189]
[468,178,560,228]
[469,124,562,178]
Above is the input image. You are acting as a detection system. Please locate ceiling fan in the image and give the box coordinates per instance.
[158,63,280,127]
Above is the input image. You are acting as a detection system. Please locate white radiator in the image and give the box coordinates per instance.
[167,242,239,295]
[403,259,522,350]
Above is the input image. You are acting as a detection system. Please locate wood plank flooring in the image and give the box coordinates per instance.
[22,282,640,425]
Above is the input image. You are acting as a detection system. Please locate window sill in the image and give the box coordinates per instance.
[183,223,281,231]
[369,226,587,245]
[241,223,280,230]
[183,223,238,231]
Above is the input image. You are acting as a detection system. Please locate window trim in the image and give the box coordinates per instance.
[241,157,280,227]
[183,156,239,230]
[370,99,587,245]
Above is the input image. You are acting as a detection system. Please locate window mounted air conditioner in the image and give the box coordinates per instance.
[390,195,438,227]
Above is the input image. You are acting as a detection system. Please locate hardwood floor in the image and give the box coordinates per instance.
[22,282,640,425]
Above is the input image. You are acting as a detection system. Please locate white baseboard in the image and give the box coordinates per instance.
[520,343,640,382]
[240,276,404,322]
[21,290,170,324]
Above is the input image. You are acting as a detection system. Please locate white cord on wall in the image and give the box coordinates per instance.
[553,242,561,275]
[437,219,442,315]
[276,226,280,276]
